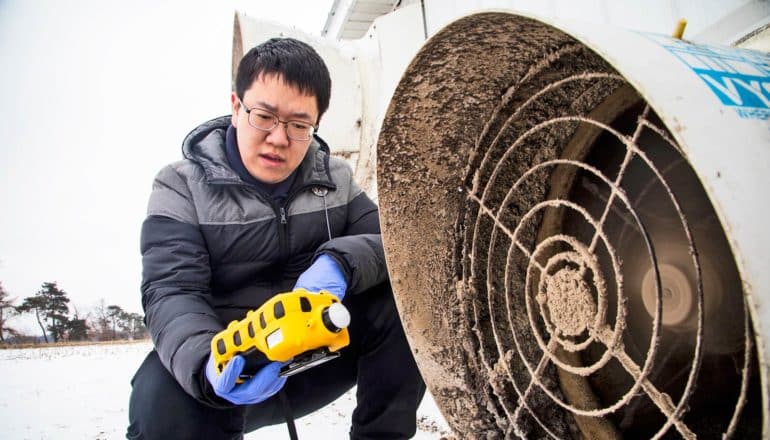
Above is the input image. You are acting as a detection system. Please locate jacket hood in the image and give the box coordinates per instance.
[181,115,336,189]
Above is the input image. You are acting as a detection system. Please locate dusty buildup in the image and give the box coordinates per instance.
[377,11,761,439]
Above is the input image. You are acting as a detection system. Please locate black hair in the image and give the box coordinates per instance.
[235,38,332,122]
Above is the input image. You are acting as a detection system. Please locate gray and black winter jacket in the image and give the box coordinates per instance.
[140,116,387,405]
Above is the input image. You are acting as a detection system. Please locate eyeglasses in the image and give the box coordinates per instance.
[239,99,317,141]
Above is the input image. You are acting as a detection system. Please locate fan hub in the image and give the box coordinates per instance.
[640,263,694,328]
[542,266,597,337]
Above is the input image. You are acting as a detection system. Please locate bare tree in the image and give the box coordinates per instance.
[90,299,112,341]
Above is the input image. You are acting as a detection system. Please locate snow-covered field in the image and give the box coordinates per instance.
[0,341,451,439]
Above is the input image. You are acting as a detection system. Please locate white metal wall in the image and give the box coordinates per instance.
[419,0,770,45]
[234,6,425,197]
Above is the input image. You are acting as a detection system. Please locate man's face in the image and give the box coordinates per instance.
[231,74,319,184]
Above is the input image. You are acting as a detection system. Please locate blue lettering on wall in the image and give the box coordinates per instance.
[643,33,770,120]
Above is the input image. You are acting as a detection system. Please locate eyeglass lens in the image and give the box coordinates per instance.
[249,110,313,141]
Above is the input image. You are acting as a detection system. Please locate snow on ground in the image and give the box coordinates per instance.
[0,341,452,439]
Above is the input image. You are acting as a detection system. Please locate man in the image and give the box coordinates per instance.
[127,37,425,439]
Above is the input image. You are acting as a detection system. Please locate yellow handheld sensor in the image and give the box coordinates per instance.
[211,288,351,379]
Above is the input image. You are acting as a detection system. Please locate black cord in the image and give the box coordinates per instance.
[420,0,428,39]
[279,389,299,440]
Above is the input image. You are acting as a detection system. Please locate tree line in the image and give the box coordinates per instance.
[0,281,146,344]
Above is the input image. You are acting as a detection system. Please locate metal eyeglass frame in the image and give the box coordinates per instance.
[238,98,317,141]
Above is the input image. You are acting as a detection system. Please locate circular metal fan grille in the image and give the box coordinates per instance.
[376,12,763,439]
[458,58,760,440]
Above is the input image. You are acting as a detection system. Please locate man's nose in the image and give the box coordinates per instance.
[266,123,290,146]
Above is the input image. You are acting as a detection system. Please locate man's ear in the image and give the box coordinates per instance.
[230,92,240,126]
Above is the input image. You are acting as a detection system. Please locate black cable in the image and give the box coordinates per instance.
[279,389,299,440]
[420,0,428,39]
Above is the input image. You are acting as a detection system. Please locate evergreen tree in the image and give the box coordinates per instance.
[119,311,147,340]
[17,282,71,343]
[17,295,48,343]
[106,304,124,340]
[132,312,148,339]
[0,282,18,343]
[67,318,90,341]
[67,307,90,341]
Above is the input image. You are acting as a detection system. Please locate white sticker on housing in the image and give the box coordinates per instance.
[266,328,284,349]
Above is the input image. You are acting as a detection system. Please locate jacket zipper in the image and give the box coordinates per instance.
[278,206,288,263]
[274,182,333,265]
[266,204,287,265]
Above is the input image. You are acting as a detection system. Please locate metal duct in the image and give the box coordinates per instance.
[377,11,769,439]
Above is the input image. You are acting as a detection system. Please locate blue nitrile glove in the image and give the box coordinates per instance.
[205,353,287,405]
[294,253,348,300]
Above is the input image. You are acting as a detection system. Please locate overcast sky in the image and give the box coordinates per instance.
[0,0,334,333]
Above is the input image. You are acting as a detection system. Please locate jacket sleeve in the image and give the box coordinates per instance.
[315,177,389,295]
[140,164,227,407]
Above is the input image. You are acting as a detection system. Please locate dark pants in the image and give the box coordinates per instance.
[127,282,426,439]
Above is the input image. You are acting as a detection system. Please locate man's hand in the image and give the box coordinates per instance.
[205,352,286,405]
[294,253,347,300]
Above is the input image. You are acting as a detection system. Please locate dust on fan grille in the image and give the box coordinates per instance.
[458,61,756,439]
